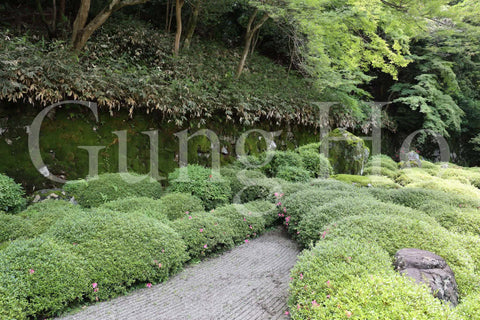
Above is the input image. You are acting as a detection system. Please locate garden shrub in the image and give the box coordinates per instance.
[394,168,434,186]
[262,151,304,177]
[296,142,320,154]
[19,200,84,237]
[296,147,332,178]
[157,193,205,220]
[296,198,435,248]
[99,197,167,220]
[363,166,398,179]
[453,292,480,319]
[168,165,231,210]
[169,211,236,259]
[437,168,480,188]
[63,173,163,207]
[220,168,277,203]
[366,154,399,172]
[46,210,188,299]
[332,174,400,188]
[324,214,479,297]
[0,214,31,244]
[281,187,372,236]
[243,200,278,227]
[212,204,267,243]
[276,166,311,183]
[407,176,480,199]
[0,237,90,319]
[417,202,480,235]
[0,173,26,213]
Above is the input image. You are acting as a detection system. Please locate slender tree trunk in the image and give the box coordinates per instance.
[71,0,150,51]
[183,0,201,50]
[174,0,185,55]
[236,10,269,78]
[165,0,170,31]
[168,1,174,32]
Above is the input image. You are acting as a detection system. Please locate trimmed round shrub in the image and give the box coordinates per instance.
[281,187,372,236]
[363,166,398,179]
[0,174,26,213]
[1,201,83,243]
[333,174,400,188]
[169,211,236,259]
[407,176,480,198]
[297,148,332,178]
[366,154,398,172]
[437,168,480,188]
[296,198,435,248]
[324,214,479,297]
[212,204,267,243]
[417,202,480,235]
[296,142,320,154]
[243,200,278,227]
[262,151,304,177]
[63,173,163,207]
[276,166,311,183]
[368,187,480,209]
[0,237,90,319]
[220,168,277,203]
[20,200,84,236]
[168,165,231,210]
[46,210,188,299]
[158,193,204,220]
[99,197,166,220]
[288,238,449,319]
[453,292,480,319]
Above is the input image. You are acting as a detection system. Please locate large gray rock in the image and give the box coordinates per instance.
[394,248,458,306]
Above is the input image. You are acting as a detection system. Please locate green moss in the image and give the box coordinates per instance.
[332,174,400,188]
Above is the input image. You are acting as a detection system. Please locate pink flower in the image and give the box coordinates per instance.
[146,283,152,288]
[297,304,301,310]
[326,295,331,299]
[274,192,279,197]
[276,202,282,206]
[253,233,257,236]
[283,207,287,213]
[29,269,34,274]
[209,174,212,178]
[245,239,249,243]
[94,288,98,293]
[243,217,246,222]
[321,230,327,239]
[297,231,300,234]
[92,283,98,289]
[326,280,331,287]
[284,311,289,315]
[204,244,208,249]
[300,273,303,280]
[285,216,290,223]
[199,228,204,232]
[345,311,352,318]
[154,260,158,264]
[158,263,162,268]
[185,211,189,214]
[188,216,192,220]
[161,249,165,253]
[312,300,319,307]
[249,225,253,229]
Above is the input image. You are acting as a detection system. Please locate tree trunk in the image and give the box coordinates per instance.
[36,0,56,38]
[236,10,269,78]
[71,0,150,52]
[174,0,185,55]
[183,0,201,50]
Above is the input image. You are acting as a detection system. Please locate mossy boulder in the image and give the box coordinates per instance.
[322,129,369,175]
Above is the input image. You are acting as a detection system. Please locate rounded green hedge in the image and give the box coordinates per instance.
[46,210,188,299]
[99,197,166,220]
[220,168,279,203]
[296,198,435,248]
[262,151,304,177]
[169,211,236,259]
[0,237,90,319]
[158,193,204,220]
[288,238,449,319]
[324,214,479,297]
[63,173,163,207]
[366,154,399,172]
[168,165,231,210]
[296,147,332,178]
[0,173,26,213]
[276,166,311,183]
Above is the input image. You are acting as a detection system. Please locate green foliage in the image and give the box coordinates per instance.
[0,214,30,244]
[99,197,167,220]
[168,165,231,210]
[296,145,332,178]
[296,198,434,248]
[220,168,276,203]
[0,237,90,319]
[242,200,278,227]
[169,212,235,259]
[281,186,372,237]
[262,151,304,177]
[0,173,26,213]
[366,154,399,172]
[63,173,163,207]
[288,238,448,319]
[46,210,188,299]
[332,174,400,188]
[158,193,205,220]
[276,166,311,183]
[324,214,479,297]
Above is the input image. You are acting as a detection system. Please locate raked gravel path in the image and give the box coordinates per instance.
[58,227,300,320]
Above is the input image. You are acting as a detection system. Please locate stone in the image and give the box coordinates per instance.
[394,248,458,306]
[321,128,369,175]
